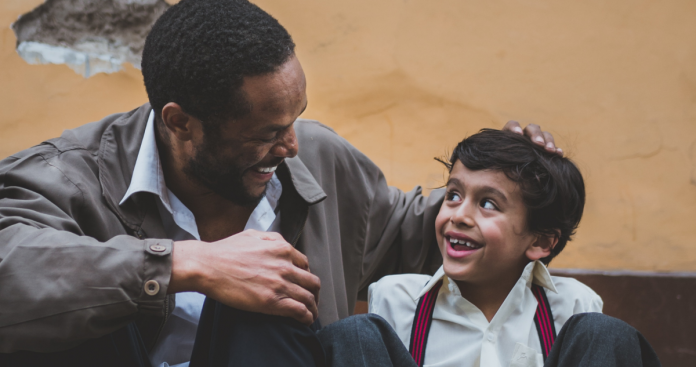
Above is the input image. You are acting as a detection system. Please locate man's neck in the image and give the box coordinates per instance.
[158,138,254,242]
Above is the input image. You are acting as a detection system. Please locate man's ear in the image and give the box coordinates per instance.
[525,232,559,261]
[160,102,198,142]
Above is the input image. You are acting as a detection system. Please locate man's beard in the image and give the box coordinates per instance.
[183,139,266,208]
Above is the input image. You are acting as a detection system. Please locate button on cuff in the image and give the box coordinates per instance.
[144,280,160,296]
[143,239,172,257]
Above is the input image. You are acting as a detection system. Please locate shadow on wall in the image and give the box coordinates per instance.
[12,0,169,77]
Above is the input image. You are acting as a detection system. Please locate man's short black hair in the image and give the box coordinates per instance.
[142,0,295,127]
[440,129,586,264]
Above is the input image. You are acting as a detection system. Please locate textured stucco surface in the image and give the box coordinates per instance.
[12,0,168,76]
[0,0,695,271]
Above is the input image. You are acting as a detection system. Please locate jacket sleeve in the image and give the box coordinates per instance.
[329,136,444,296]
[0,152,172,353]
[358,176,444,296]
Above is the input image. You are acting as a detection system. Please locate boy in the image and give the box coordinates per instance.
[366,129,655,367]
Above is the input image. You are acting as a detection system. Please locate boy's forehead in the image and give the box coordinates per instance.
[449,161,521,197]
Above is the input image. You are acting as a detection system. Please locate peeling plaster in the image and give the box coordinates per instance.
[12,0,169,77]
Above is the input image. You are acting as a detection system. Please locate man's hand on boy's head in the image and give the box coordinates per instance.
[503,121,563,156]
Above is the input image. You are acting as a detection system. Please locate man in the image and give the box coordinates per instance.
[0,0,560,366]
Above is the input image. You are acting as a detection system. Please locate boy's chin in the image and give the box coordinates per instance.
[442,261,474,282]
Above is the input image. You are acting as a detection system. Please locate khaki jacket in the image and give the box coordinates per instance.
[0,104,443,353]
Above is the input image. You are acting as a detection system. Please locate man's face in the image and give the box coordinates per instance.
[184,56,307,207]
[435,161,537,287]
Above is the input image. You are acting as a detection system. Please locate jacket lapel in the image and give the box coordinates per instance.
[274,156,327,246]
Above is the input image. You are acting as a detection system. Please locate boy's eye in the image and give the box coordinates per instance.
[446,191,462,202]
[481,199,497,210]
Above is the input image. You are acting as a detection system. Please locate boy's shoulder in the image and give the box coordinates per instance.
[547,275,604,313]
[368,273,433,313]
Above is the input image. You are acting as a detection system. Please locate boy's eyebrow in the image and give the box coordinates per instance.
[478,186,509,204]
[446,178,509,204]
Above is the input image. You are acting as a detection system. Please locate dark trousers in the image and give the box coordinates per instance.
[192,302,661,367]
[0,306,660,367]
[0,323,151,367]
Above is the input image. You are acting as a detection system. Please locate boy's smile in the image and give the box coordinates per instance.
[436,161,549,288]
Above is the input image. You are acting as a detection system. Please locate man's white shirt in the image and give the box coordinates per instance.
[120,110,282,367]
[368,261,603,367]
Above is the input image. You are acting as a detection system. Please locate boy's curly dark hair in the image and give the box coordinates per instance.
[141,0,295,130]
[438,129,585,264]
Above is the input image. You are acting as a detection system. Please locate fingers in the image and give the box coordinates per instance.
[506,121,564,156]
[542,131,558,154]
[287,265,321,306]
[287,245,310,271]
[274,297,316,325]
[282,282,319,323]
[503,120,524,135]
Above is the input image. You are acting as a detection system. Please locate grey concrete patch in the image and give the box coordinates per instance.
[12,0,169,77]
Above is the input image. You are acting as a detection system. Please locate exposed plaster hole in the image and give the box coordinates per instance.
[12,0,169,77]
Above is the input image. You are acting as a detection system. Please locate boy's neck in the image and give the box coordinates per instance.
[453,262,529,322]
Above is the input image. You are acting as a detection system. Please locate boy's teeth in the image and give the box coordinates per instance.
[449,237,479,249]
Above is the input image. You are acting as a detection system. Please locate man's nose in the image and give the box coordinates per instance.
[271,125,298,158]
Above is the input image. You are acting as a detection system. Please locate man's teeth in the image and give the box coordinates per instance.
[449,238,479,249]
[256,166,277,173]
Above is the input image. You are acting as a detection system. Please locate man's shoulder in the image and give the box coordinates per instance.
[0,105,150,193]
[294,119,350,153]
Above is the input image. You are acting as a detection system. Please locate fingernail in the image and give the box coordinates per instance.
[535,137,544,143]
[514,127,523,134]
[546,142,554,149]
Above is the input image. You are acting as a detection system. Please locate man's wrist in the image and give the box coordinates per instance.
[168,240,206,294]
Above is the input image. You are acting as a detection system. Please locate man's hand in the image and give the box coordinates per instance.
[503,120,563,156]
[168,230,320,325]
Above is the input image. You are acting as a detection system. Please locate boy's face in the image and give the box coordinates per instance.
[435,161,550,286]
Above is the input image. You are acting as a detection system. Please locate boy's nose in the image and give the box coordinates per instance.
[451,202,476,228]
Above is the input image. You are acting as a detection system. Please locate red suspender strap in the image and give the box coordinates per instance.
[408,280,443,367]
[532,284,557,361]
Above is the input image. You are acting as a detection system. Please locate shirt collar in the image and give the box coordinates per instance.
[414,260,558,300]
[119,110,173,210]
[118,110,283,219]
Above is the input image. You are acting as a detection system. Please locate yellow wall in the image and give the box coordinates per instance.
[1,0,695,272]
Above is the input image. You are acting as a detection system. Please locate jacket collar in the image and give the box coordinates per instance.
[98,103,327,234]
[414,260,558,301]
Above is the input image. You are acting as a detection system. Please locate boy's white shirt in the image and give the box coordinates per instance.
[368,261,603,367]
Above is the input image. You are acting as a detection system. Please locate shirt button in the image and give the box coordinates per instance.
[487,333,495,342]
[144,280,160,296]
[150,244,166,253]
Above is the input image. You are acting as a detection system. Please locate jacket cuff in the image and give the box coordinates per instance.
[135,238,173,315]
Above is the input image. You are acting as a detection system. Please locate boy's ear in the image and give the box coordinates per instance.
[525,232,559,261]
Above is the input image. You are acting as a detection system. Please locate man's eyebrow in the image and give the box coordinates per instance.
[259,101,307,133]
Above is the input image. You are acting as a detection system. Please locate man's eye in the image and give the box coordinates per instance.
[481,199,497,210]
[258,136,276,143]
[446,192,462,202]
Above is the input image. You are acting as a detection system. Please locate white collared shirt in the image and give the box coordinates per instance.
[120,110,282,367]
[368,261,603,367]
